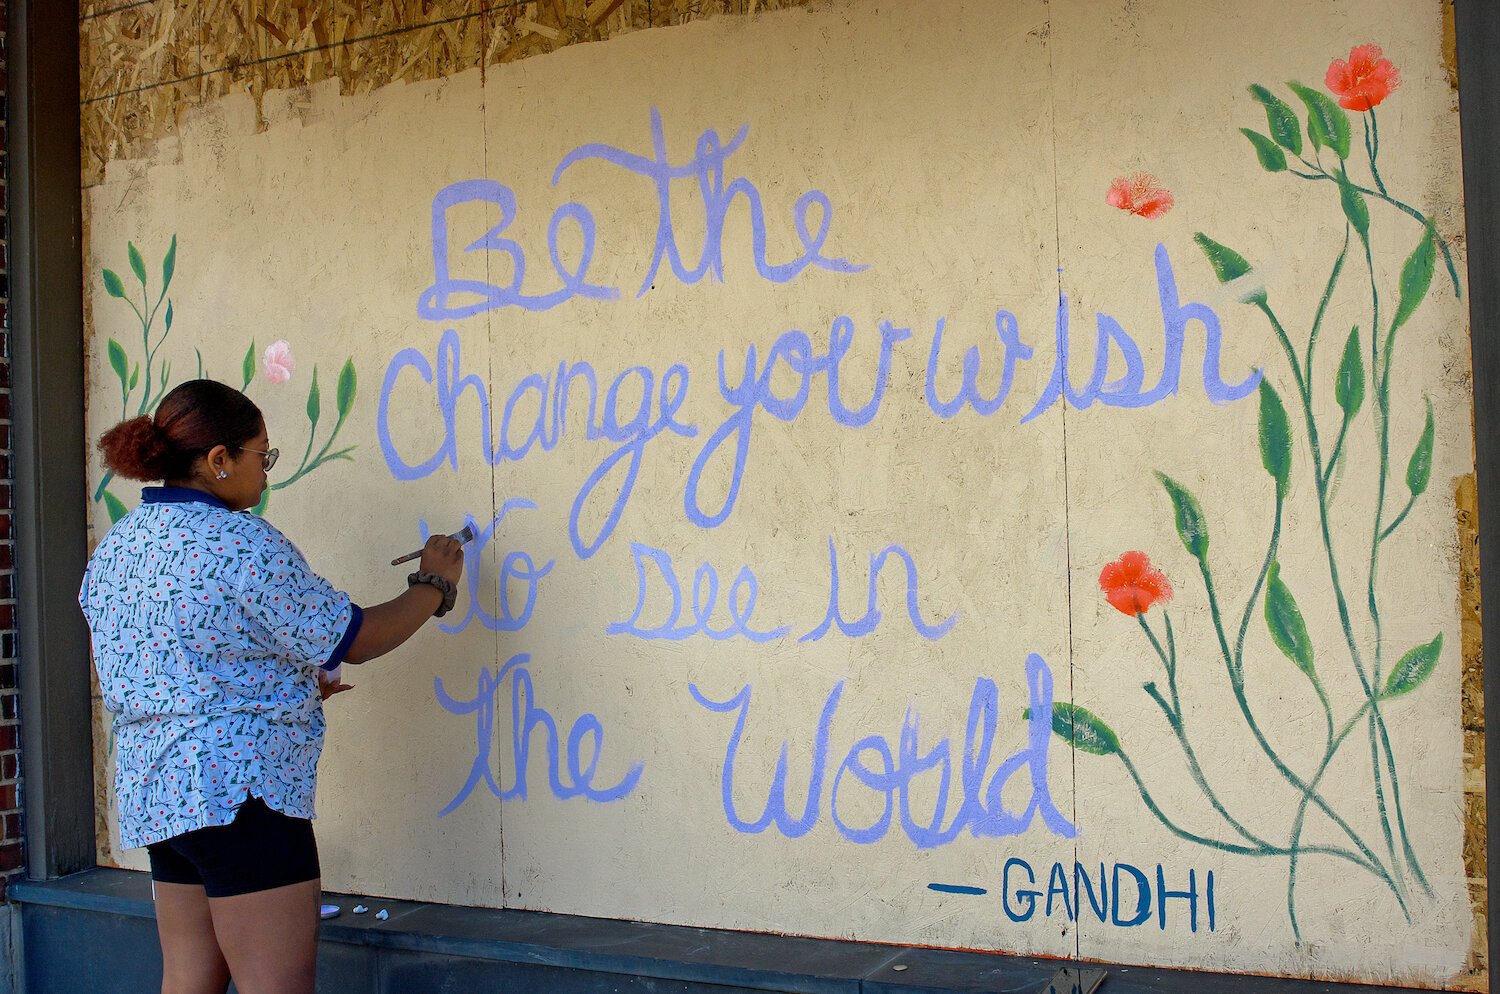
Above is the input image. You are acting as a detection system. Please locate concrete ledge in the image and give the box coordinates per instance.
[11,869,1416,994]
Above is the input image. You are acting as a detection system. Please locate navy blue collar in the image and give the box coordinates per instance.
[141,486,229,509]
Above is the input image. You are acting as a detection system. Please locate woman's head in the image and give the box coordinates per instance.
[98,379,271,509]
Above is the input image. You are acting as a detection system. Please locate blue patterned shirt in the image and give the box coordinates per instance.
[79,487,363,849]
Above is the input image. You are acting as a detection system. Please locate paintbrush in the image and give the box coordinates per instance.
[390,524,476,566]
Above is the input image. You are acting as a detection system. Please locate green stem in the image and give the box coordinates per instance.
[132,282,173,418]
[1311,675,1335,752]
[1260,291,1423,900]
[1254,301,1378,695]
[1197,555,1394,891]
[292,414,320,481]
[1366,716,1398,885]
[1234,495,1282,671]
[1141,677,1265,850]
[271,409,351,491]
[1292,163,1460,297]
[1118,749,1389,877]
[1361,227,1379,402]
[1142,609,1269,850]
[1322,414,1352,490]
[1285,699,1411,939]
[1364,111,1388,197]
[1379,495,1416,542]
[1356,218,1403,880]
[1164,612,1179,710]
[1365,384,1398,878]
[1306,226,1351,380]
[134,285,154,417]
[1367,309,1432,895]
[1137,613,1171,674]
[1254,302,1309,409]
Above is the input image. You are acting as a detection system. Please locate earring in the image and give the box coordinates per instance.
[217,471,228,480]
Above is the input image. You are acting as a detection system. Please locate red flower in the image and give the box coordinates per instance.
[1099,551,1173,616]
[1106,173,1175,219]
[1325,44,1400,111]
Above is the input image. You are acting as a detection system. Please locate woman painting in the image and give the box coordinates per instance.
[79,379,463,994]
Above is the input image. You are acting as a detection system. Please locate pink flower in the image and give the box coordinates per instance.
[263,340,294,384]
[1326,44,1400,112]
[1099,551,1173,616]
[1106,173,1175,219]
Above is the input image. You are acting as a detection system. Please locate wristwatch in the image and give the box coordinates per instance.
[407,571,457,618]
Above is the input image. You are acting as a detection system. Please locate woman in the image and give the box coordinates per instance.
[79,379,463,994]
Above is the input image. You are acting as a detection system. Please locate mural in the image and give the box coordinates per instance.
[1057,48,1457,940]
[93,238,359,520]
[81,2,1476,988]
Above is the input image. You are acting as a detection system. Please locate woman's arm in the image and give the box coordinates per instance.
[344,534,464,664]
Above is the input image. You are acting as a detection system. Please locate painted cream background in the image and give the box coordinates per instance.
[82,0,1472,985]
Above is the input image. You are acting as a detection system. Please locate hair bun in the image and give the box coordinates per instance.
[97,415,172,481]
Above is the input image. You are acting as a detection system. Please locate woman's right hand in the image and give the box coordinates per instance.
[343,534,468,665]
[418,533,465,584]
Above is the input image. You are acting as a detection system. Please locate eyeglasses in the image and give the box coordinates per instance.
[239,445,280,472]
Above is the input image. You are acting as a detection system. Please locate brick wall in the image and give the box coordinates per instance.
[0,0,21,895]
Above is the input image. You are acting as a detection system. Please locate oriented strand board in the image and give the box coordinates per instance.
[81,0,820,186]
[78,0,1487,988]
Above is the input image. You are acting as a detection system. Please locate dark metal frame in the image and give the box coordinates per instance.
[9,0,1500,982]
[9,0,95,879]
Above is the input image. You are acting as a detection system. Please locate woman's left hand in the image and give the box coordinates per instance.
[319,678,355,700]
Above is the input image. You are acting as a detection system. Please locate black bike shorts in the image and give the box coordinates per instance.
[145,795,320,898]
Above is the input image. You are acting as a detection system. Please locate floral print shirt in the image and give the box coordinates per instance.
[79,487,363,849]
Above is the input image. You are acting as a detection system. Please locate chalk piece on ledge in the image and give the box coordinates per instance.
[375,909,390,921]
[353,905,368,914]
[319,905,340,919]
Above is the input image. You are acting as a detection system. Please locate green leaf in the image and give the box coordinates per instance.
[242,340,256,390]
[107,338,129,387]
[102,269,126,298]
[251,487,270,517]
[164,299,174,332]
[1193,233,1261,302]
[1406,397,1435,497]
[1264,561,1315,680]
[1240,128,1287,172]
[1052,703,1120,756]
[161,235,177,293]
[102,490,129,524]
[128,363,139,391]
[127,242,148,286]
[1335,326,1365,419]
[335,358,356,420]
[1287,81,1351,160]
[1156,472,1210,561]
[324,445,357,462]
[306,366,321,426]
[1392,226,1438,333]
[1258,379,1292,495]
[1383,633,1444,699]
[1338,176,1369,237]
[1249,84,1303,155]
[160,360,171,388]
[195,347,204,380]
[1025,702,1120,756]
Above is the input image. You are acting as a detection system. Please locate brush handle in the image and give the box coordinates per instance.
[389,524,476,566]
